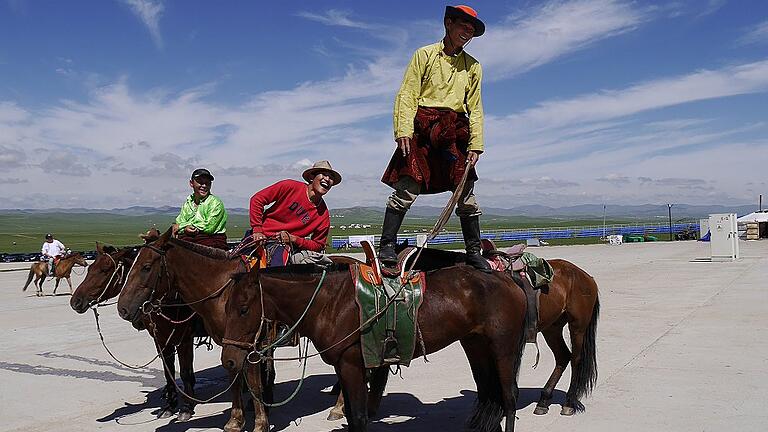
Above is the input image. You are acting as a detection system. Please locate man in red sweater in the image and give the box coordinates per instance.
[249,161,341,264]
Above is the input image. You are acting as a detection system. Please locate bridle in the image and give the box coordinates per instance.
[86,251,128,309]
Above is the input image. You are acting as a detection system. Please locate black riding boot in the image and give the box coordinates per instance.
[460,216,492,273]
[379,208,405,266]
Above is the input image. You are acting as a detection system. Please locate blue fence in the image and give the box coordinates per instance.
[331,222,698,249]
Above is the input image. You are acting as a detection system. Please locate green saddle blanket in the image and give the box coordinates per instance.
[351,264,425,369]
[519,252,554,288]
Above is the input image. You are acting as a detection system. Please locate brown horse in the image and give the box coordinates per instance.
[530,259,600,416]
[116,229,262,432]
[396,248,600,415]
[23,252,87,296]
[220,263,529,432]
[70,241,199,421]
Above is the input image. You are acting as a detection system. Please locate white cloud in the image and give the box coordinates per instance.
[495,59,768,135]
[3,1,765,208]
[0,177,28,184]
[596,174,631,185]
[739,20,768,45]
[473,0,648,80]
[0,144,26,168]
[121,0,164,48]
[297,9,373,29]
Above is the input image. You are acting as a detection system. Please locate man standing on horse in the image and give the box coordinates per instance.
[249,161,341,265]
[379,5,490,272]
[172,168,229,249]
[41,233,66,276]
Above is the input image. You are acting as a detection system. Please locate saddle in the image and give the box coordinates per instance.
[241,242,291,270]
[481,240,554,343]
[363,239,552,345]
[354,241,425,368]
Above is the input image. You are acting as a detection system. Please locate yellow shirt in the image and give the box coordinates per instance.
[393,41,484,152]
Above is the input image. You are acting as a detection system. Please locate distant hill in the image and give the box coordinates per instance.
[0,203,757,219]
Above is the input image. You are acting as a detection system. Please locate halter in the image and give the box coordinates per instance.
[88,251,126,309]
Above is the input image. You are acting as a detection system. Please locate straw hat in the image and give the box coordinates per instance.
[302,160,342,185]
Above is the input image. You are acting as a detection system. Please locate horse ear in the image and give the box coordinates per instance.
[96,242,104,254]
[139,228,161,243]
[159,227,174,245]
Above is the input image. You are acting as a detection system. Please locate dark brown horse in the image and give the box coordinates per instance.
[116,229,263,432]
[70,241,199,421]
[399,248,600,415]
[23,252,87,296]
[220,263,529,432]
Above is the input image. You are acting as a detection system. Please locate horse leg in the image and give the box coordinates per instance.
[367,366,389,418]
[534,321,570,415]
[244,362,269,432]
[224,369,246,432]
[176,333,196,422]
[491,339,526,432]
[561,322,587,415]
[336,348,368,432]
[461,337,503,432]
[37,276,44,296]
[66,276,74,294]
[158,344,178,418]
[328,391,345,421]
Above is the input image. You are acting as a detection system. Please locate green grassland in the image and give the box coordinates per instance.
[0,212,641,253]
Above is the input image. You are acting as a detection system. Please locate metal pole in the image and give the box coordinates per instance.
[602,204,606,239]
[668,204,674,241]
[760,194,763,212]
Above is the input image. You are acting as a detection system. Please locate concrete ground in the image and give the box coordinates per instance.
[1,240,766,432]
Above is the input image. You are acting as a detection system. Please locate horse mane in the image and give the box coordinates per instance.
[168,237,231,260]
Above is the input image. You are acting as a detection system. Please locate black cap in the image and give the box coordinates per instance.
[191,168,214,181]
[45,233,53,239]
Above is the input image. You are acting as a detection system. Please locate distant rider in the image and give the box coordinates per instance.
[41,233,66,276]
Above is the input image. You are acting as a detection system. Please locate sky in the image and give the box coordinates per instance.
[1,0,767,211]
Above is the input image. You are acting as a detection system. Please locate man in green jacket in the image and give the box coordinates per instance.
[379,5,490,271]
[172,168,229,249]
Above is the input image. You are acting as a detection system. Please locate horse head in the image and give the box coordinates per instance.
[117,228,174,324]
[70,243,137,314]
[71,252,88,267]
[221,270,263,372]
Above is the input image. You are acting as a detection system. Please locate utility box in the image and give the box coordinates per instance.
[709,213,739,262]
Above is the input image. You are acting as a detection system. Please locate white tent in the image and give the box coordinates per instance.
[737,211,768,223]
[737,211,768,239]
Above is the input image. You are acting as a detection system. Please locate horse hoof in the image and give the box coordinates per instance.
[560,406,576,416]
[177,411,192,422]
[157,408,174,419]
[224,419,244,432]
[327,410,344,421]
[533,406,549,415]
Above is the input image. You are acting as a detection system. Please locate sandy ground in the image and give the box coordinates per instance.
[1,240,766,432]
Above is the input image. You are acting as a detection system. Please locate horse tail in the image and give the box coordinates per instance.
[466,288,528,432]
[572,294,600,404]
[22,268,35,291]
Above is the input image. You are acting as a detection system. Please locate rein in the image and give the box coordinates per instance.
[135,244,234,316]
[91,306,173,369]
